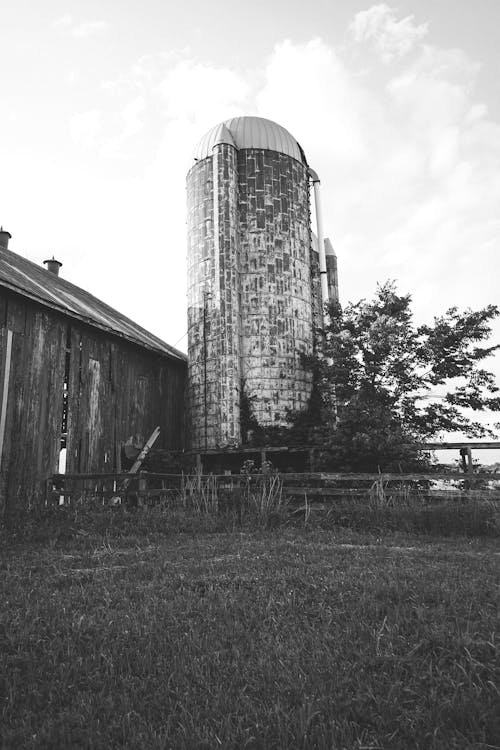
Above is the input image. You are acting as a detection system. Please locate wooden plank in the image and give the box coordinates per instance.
[66,326,83,473]
[189,445,312,455]
[281,472,500,481]
[1,305,68,514]
[184,442,500,456]
[111,427,161,499]
[86,357,102,469]
[0,329,13,471]
[127,427,161,475]
[49,472,500,489]
[422,442,500,450]
[6,297,26,334]
[56,487,180,499]
[52,472,143,481]
[286,488,374,496]
[263,472,500,481]
[284,486,500,497]
[54,485,500,501]
[50,470,500,483]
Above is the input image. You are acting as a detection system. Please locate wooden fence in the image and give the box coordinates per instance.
[46,470,500,507]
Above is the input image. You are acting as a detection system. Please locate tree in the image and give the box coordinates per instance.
[296,282,500,471]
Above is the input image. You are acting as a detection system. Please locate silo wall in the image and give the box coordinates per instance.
[187,144,241,449]
[187,145,315,449]
[237,148,313,430]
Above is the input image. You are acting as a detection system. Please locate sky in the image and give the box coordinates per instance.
[1,0,500,453]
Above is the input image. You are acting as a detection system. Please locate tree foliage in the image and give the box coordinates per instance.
[294,282,500,471]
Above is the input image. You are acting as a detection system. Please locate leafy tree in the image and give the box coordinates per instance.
[295,282,500,471]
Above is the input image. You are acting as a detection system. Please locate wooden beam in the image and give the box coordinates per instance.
[110,427,161,502]
[182,441,500,457]
[422,442,500,450]
[285,487,500,498]
[0,329,13,471]
[52,470,500,483]
[127,427,161,475]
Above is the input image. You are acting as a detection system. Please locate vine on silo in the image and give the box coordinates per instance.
[239,382,260,445]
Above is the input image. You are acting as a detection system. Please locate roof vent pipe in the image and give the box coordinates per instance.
[43,256,63,276]
[0,227,12,250]
[309,169,329,319]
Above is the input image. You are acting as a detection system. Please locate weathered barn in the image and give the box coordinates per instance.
[0,230,186,520]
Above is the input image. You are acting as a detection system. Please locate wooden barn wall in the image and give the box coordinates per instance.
[0,289,186,519]
[0,293,67,519]
[65,327,186,475]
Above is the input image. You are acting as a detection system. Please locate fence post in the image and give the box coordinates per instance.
[460,447,473,473]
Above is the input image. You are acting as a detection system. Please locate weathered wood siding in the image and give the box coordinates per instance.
[0,289,186,519]
[65,326,185,474]
[0,293,66,518]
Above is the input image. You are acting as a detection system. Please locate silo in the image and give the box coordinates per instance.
[187,116,328,449]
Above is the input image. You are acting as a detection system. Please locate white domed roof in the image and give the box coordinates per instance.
[193,116,306,163]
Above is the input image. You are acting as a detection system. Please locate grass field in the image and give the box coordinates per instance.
[1,510,499,749]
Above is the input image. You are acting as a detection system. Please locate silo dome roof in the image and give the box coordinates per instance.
[193,116,306,164]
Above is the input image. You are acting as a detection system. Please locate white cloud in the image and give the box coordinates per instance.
[54,54,255,344]
[350,4,428,63]
[69,110,101,148]
[52,14,72,29]
[52,14,108,38]
[257,39,375,164]
[101,96,146,158]
[254,33,500,332]
[155,59,250,129]
[40,9,500,379]
[66,70,79,86]
[72,20,108,38]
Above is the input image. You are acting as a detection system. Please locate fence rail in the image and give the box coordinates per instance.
[46,470,500,506]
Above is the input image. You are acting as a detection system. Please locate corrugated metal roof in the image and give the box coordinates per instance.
[0,246,186,362]
[193,116,306,164]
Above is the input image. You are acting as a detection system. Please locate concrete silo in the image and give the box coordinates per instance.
[187,116,336,449]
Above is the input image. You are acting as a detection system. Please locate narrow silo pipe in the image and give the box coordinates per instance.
[310,170,337,422]
[309,169,329,317]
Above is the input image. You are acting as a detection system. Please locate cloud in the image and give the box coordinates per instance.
[350,4,428,62]
[257,38,375,164]
[58,54,255,343]
[52,14,72,29]
[72,20,108,38]
[52,14,108,38]
[51,7,500,371]
[254,33,500,328]
[154,58,250,130]
[69,110,101,148]
[101,96,146,158]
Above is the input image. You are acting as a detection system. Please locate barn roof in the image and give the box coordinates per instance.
[0,246,186,362]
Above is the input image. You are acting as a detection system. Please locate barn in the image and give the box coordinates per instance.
[0,230,186,521]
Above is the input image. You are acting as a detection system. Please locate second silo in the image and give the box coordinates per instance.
[187,116,335,449]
